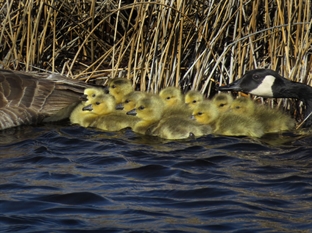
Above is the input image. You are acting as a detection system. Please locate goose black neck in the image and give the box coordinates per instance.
[274,79,312,127]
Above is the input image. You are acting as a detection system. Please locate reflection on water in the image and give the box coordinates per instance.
[0,123,312,232]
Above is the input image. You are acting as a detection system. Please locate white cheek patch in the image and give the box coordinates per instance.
[249,75,275,97]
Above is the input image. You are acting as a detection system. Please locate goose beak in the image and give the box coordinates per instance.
[218,79,243,92]
[190,115,196,120]
[80,94,88,101]
[115,103,124,110]
[82,104,93,111]
[127,109,137,116]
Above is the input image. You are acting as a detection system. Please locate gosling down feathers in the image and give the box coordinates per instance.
[0,69,92,130]
[218,69,312,127]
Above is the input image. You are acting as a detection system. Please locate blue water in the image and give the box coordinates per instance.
[0,123,312,232]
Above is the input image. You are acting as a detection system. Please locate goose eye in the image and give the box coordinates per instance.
[253,74,260,80]
[125,100,130,103]
[92,94,96,97]
[219,103,225,107]
[166,97,171,100]
[192,100,197,103]
[96,102,101,105]
[138,106,145,110]
[197,112,203,116]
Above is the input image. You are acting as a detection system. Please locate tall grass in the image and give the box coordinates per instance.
[1,0,311,100]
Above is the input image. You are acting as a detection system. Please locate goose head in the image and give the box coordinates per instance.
[107,78,133,104]
[218,69,305,99]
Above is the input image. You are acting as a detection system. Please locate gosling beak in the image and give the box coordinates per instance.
[218,78,243,92]
[80,94,88,101]
[115,103,124,110]
[127,109,137,116]
[190,115,196,120]
[82,104,93,111]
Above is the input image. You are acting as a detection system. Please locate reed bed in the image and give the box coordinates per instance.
[0,0,311,118]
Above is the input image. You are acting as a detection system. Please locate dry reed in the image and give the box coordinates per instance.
[0,0,311,119]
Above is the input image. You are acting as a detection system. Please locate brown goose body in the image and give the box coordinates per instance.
[0,69,92,130]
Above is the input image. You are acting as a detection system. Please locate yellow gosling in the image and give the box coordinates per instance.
[192,100,264,138]
[230,97,296,134]
[107,78,133,104]
[184,90,204,110]
[212,93,234,113]
[151,116,212,140]
[82,94,139,130]
[159,86,192,118]
[70,87,106,125]
[116,91,147,112]
[192,101,219,126]
[127,95,164,135]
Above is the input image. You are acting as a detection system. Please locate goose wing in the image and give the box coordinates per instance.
[0,69,91,130]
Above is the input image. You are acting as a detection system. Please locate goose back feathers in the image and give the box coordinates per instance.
[0,69,92,130]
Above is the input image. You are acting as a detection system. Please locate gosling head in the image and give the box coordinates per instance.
[127,96,164,121]
[82,94,116,115]
[212,93,234,113]
[107,78,133,104]
[80,87,106,105]
[184,90,204,110]
[159,87,183,108]
[229,97,256,115]
[192,101,219,125]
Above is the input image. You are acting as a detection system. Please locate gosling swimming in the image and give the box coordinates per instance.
[107,78,133,104]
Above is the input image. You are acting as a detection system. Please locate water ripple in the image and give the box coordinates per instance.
[0,124,312,232]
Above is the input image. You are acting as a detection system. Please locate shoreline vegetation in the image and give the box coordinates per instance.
[0,0,311,121]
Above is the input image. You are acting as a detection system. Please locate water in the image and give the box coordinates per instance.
[0,123,312,232]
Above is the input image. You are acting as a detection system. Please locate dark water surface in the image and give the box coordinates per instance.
[0,123,312,232]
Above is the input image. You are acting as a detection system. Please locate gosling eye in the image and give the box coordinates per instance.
[219,103,225,107]
[96,102,101,105]
[197,112,203,116]
[111,85,116,88]
[125,100,130,103]
[138,106,145,110]
[166,97,171,100]
[92,94,96,98]
[192,100,197,103]
[235,106,240,109]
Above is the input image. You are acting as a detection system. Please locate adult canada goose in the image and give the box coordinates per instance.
[0,69,92,130]
[107,78,133,104]
[218,69,312,127]
[82,94,139,130]
[230,97,296,133]
[115,91,147,112]
[192,100,264,137]
[184,90,204,110]
[70,87,106,125]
